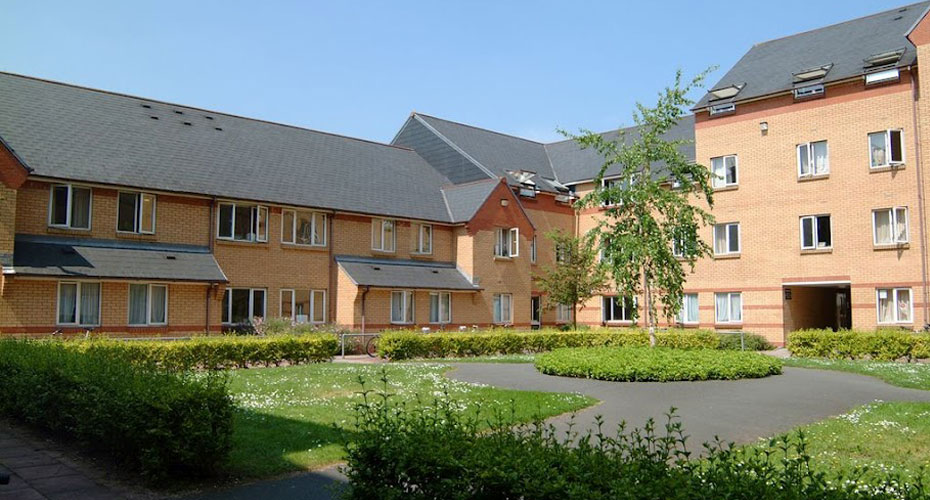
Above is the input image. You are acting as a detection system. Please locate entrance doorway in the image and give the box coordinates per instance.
[783,283,852,339]
[531,296,541,329]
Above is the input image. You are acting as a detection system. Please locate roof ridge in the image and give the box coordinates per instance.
[751,1,928,47]
[440,177,499,190]
[414,112,546,145]
[544,123,637,145]
[0,71,416,152]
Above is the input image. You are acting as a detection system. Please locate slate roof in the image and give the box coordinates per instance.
[0,72,456,223]
[441,179,499,223]
[335,255,479,291]
[10,234,227,282]
[695,2,929,109]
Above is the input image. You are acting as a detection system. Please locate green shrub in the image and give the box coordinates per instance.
[717,332,773,351]
[377,328,720,360]
[535,347,782,382]
[343,385,925,500]
[787,329,930,361]
[0,340,233,479]
[252,317,350,337]
[62,334,338,371]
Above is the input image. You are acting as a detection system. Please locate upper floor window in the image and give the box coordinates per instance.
[603,296,635,322]
[49,184,91,230]
[414,223,432,254]
[128,283,167,326]
[797,141,829,177]
[713,222,740,255]
[800,215,832,250]
[280,289,326,324]
[391,290,414,324]
[117,192,156,234]
[222,288,266,324]
[282,209,326,246]
[711,155,738,189]
[869,130,904,168]
[217,203,267,242]
[601,177,624,206]
[873,207,909,245]
[57,281,100,326]
[494,228,519,258]
[877,288,912,324]
[372,219,396,252]
[530,235,537,263]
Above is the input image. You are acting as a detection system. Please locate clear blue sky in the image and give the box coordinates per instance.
[1,0,915,143]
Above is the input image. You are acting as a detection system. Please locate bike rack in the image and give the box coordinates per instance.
[339,333,381,358]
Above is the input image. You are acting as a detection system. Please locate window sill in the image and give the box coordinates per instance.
[604,320,634,326]
[798,174,829,182]
[800,247,833,255]
[390,322,414,326]
[493,256,514,261]
[874,243,909,251]
[216,238,267,247]
[410,252,434,259]
[116,231,157,239]
[713,253,741,260]
[47,226,91,233]
[676,322,700,329]
[371,248,396,254]
[712,185,738,193]
[128,324,168,328]
[878,322,914,327]
[281,242,328,252]
[870,164,905,173]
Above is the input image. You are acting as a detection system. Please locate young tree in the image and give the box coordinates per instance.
[533,229,609,330]
[566,70,716,346]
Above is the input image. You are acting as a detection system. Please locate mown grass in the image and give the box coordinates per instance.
[784,357,930,390]
[225,362,595,479]
[402,353,538,364]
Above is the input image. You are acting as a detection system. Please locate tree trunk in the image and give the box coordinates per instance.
[572,301,578,330]
[644,271,656,347]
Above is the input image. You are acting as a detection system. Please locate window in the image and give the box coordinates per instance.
[869,130,904,168]
[678,293,699,324]
[492,293,513,324]
[556,303,573,323]
[714,292,742,324]
[116,192,156,234]
[280,289,326,323]
[866,68,900,85]
[530,235,537,263]
[128,284,167,325]
[877,288,912,324]
[391,290,414,324]
[713,223,740,255]
[282,210,326,246]
[711,155,738,188]
[601,177,623,206]
[797,141,829,177]
[429,292,451,324]
[372,219,396,252]
[800,215,832,249]
[49,184,91,230]
[602,296,635,322]
[57,281,100,326]
[222,288,266,324]
[415,224,432,254]
[873,207,909,245]
[217,203,268,242]
[494,228,519,257]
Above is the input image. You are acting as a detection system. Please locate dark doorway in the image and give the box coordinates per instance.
[531,296,541,329]
[783,284,852,337]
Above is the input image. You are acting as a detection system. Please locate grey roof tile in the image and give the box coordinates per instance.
[441,179,499,222]
[335,254,479,290]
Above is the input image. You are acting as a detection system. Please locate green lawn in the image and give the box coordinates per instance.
[225,362,595,479]
[784,357,930,390]
[402,353,538,363]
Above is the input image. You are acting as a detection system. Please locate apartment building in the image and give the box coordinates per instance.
[2,2,929,344]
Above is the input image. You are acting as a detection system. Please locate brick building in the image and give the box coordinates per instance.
[2,2,930,344]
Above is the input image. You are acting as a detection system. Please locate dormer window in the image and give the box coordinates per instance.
[708,83,744,101]
[792,64,832,84]
[864,48,905,69]
[793,84,824,99]
[865,68,900,86]
[709,103,736,116]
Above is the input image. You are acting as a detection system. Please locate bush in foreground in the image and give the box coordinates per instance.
[377,328,720,360]
[717,332,773,351]
[535,347,783,382]
[788,329,930,361]
[0,340,233,479]
[344,388,925,500]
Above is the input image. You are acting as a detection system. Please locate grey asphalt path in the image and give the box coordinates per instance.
[181,466,346,500]
[447,364,930,448]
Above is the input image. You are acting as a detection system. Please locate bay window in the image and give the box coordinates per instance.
[391,290,414,324]
[217,203,268,242]
[128,283,167,325]
[282,209,326,246]
[49,184,92,230]
[117,191,156,234]
[429,292,451,324]
[873,207,909,245]
[222,288,266,324]
[57,281,100,326]
[877,288,912,324]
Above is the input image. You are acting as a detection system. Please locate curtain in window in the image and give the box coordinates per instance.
[711,157,724,187]
[870,133,886,167]
[895,208,908,242]
[383,221,395,252]
[429,294,439,323]
[725,156,737,184]
[798,144,810,175]
[150,286,167,324]
[58,283,77,324]
[877,290,893,323]
[312,291,325,323]
[294,290,310,323]
[715,293,728,322]
[897,289,911,323]
[801,218,814,248]
[129,284,148,325]
[682,294,698,323]
[729,293,742,322]
[392,291,404,323]
[140,194,155,233]
[727,225,739,252]
[812,142,828,174]
[501,295,512,323]
[312,214,325,246]
[875,210,892,244]
[80,282,100,325]
[493,294,502,323]
[70,188,91,229]
[714,226,727,254]
[297,212,313,244]
[404,292,414,323]
[440,293,450,323]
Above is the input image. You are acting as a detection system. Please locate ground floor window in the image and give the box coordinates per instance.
[429,292,451,324]
[556,303,572,323]
[223,288,266,324]
[678,293,699,324]
[493,293,513,324]
[715,292,742,323]
[531,296,541,324]
[280,289,326,323]
[129,283,168,325]
[603,296,635,322]
[877,288,912,324]
[57,281,101,326]
[391,290,414,324]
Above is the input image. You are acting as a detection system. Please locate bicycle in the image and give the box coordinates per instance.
[364,334,380,358]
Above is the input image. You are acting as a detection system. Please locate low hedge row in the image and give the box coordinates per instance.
[63,334,339,371]
[0,340,233,479]
[787,329,930,361]
[535,347,783,382]
[377,329,720,360]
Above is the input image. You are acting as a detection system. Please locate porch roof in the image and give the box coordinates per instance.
[335,255,480,291]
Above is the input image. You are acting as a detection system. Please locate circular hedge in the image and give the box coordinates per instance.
[535,347,783,382]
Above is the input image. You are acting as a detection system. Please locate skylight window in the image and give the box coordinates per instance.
[507,170,536,185]
[792,64,833,84]
[708,83,744,100]
[864,48,905,68]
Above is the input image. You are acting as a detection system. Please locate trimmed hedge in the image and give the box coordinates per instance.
[0,340,233,479]
[535,347,783,382]
[63,334,339,371]
[787,329,930,361]
[717,332,773,351]
[377,329,720,360]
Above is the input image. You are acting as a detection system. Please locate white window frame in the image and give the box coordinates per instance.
[280,289,326,324]
[372,219,396,253]
[799,214,832,250]
[602,296,635,323]
[48,184,92,230]
[876,288,913,324]
[713,222,741,255]
[797,140,829,178]
[493,293,513,324]
[678,293,699,325]
[872,207,909,245]
[429,292,451,324]
[415,224,433,254]
[222,288,267,324]
[391,290,415,324]
[710,155,738,189]
[216,203,268,243]
[556,303,573,323]
[128,283,168,326]
[530,235,537,263]
[494,228,519,257]
[56,281,101,326]
[116,191,157,235]
[600,177,623,207]
[714,292,743,324]
[281,209,327,247]
[868,129,905,169]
